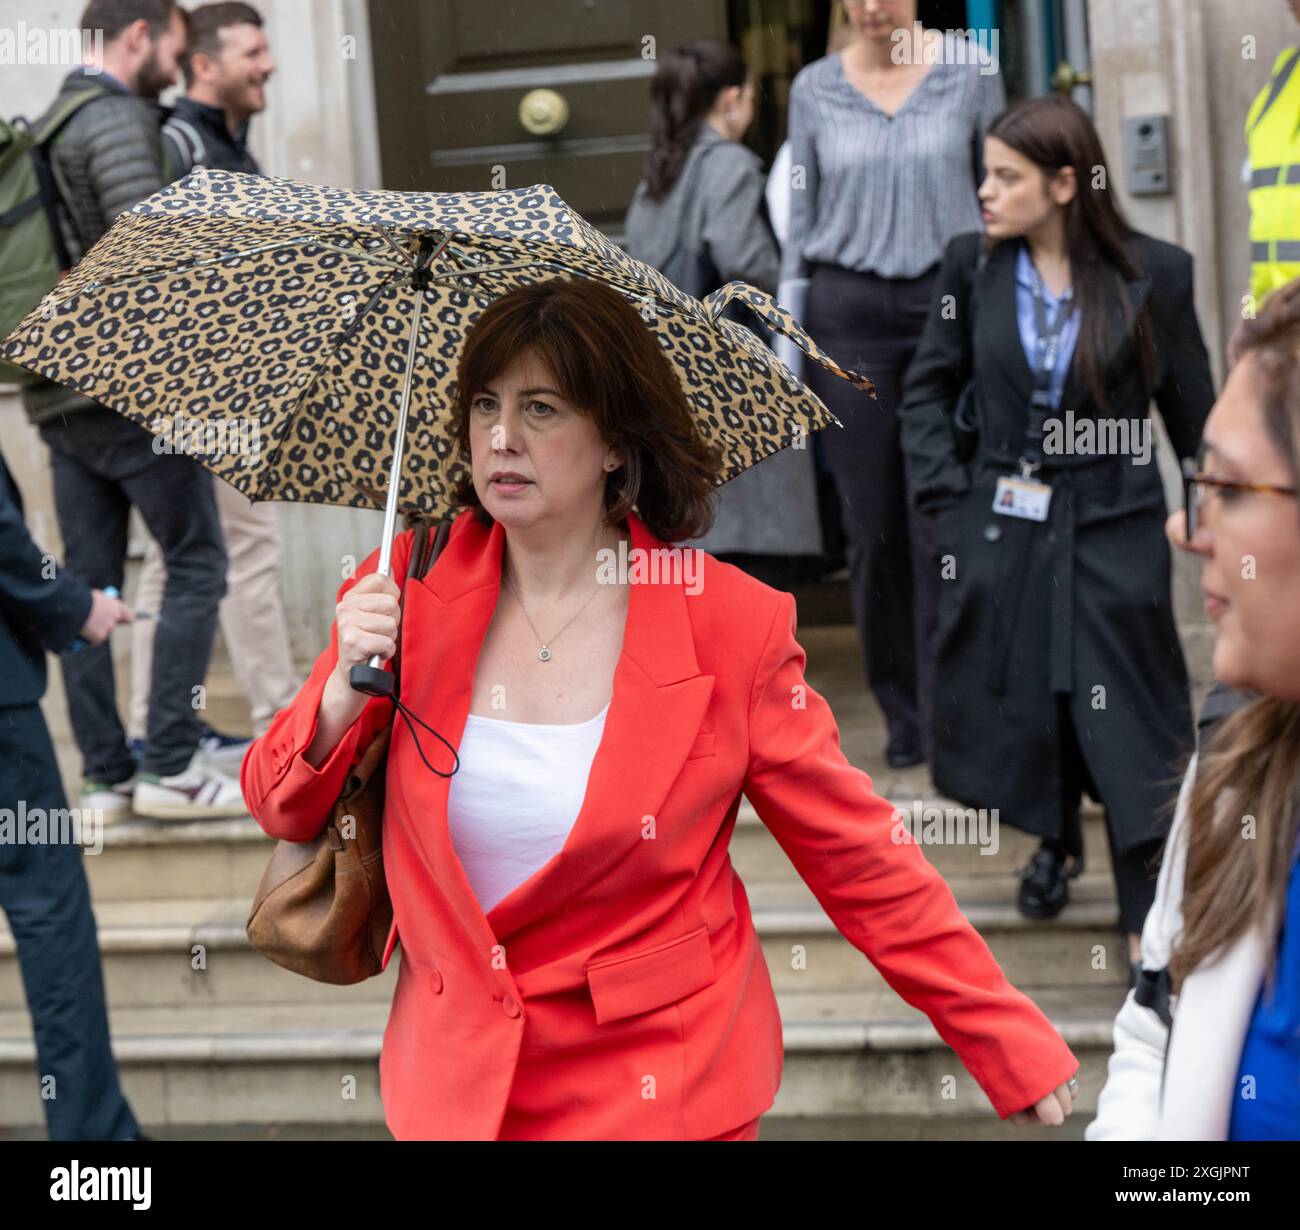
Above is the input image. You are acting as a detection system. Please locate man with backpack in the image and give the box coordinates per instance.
[17,0,247,822]
[128,1,302,769]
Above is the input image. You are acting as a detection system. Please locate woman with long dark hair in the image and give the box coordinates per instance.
[623,40,823,587]
[1089,278,1300,1139]
[784,0,1005,769]
[901,95,1216,973]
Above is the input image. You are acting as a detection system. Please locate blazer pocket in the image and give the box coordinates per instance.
[585,924,717,1025]
[686,729,716,759]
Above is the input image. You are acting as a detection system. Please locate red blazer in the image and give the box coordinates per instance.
[243,507,1078,1140]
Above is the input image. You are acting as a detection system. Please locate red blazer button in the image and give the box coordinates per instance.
[501,994,522,1018]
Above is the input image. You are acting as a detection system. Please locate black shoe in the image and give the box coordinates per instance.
[1017,845,1077,919]
[885,739,925,769]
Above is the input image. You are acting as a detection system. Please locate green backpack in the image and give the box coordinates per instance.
[0,85,185,384]
[0,86,109,386]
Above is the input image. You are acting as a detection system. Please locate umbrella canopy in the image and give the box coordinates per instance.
[1,169,874,525]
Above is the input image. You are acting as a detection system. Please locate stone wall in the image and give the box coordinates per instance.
[1086,0,1293,703]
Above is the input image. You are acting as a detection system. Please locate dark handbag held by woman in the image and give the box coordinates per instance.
[245,517,450,984]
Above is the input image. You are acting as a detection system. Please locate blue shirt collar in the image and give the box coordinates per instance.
[1016,241,1071,305]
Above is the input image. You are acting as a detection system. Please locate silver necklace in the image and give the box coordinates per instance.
[504,568,603,662]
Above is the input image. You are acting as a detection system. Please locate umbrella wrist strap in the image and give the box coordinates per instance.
[389,694,460,778]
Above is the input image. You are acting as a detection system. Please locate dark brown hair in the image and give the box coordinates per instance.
[1168,277,1300,993]
[986,95,1157,409]
[80,0,177,41]
[447,276,725,543]
[643,40,747,200]
[180,1,263,88]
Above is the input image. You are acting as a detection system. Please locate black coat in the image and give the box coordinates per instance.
[900,230,1216,853]
[0,451,92,708]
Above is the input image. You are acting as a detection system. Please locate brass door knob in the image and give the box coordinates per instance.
[519,88,569,136]
[1051,60,1093,94]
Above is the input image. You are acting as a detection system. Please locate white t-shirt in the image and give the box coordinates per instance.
[446,701,611,914]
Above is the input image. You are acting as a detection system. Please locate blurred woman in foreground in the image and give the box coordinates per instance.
[1088,278,1300,1140]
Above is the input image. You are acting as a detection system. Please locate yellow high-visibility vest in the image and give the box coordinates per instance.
[1246,46,1300,305]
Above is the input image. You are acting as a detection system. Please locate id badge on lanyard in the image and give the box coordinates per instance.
[994,268,1070,524]
[993,472,1052,521]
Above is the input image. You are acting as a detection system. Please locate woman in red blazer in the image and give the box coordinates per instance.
[242,276,1079,1141]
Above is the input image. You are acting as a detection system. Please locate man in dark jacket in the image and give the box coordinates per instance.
[24,0,246,822]
[162,1,271,176]
[127,2,302,767]
[0,448,142,1139]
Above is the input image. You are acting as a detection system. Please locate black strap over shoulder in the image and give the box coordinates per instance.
[385,518,460,780]
[1134,962,1176,1109]
[390,518,446,693]
[1134,963,1174,1028]
[29,86,113,271]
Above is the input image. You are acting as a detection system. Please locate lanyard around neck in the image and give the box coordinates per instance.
[1028,265,1075,383]
[1020,262,1076,476]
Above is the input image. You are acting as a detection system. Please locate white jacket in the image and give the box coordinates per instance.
[1086,752,1280,1139]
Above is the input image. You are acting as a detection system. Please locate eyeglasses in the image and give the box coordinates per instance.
[1181,456,1298,538]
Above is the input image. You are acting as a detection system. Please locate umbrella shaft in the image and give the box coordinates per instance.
[375,285,426,579]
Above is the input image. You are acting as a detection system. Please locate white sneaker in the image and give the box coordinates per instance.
[132,755,248,820]
[80,776,136,825]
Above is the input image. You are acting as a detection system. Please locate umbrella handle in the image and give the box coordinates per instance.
[350,661,394,697]
[348,486,398,696]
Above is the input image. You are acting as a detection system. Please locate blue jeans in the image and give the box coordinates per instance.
[39,405,226,780]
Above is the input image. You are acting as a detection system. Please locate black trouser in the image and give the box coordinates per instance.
[0,703,139,1139]
[1050,694,1162,937]
[802,261,941,759]
[39,406,227,781]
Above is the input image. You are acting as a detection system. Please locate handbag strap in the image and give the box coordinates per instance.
[390,518,451,697]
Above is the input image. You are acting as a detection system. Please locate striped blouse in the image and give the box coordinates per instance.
[780,33,1006,282]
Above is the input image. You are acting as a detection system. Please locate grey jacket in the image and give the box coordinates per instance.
[623,126,821,558]
[22,68,168,426]
[623,124,779,294]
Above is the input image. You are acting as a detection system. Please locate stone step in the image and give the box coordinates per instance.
[0,864,1125,1015]
[0,986,1122,1131]
[83,817,276,903]
[0,895,397,1012]
[80,791,1113,905]
[750,886,1130,992]
[733,795,1113,881]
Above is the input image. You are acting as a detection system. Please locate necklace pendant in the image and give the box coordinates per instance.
[538,646,552,662]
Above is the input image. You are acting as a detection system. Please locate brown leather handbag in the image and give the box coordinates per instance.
[245,517,451,984]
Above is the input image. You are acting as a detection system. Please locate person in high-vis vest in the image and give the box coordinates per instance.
[1244,4,1300,308]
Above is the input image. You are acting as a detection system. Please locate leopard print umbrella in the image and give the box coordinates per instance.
[2,168,875,521]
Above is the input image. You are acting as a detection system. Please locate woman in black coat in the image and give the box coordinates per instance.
[900,96,1216,972]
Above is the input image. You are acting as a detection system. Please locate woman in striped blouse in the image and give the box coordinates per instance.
[783,0,1003,768]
